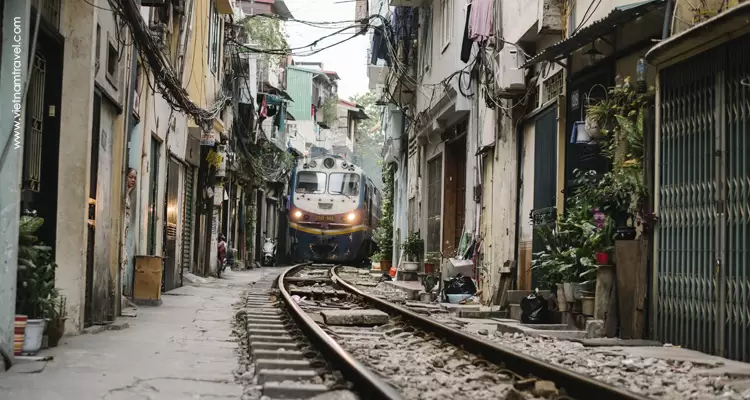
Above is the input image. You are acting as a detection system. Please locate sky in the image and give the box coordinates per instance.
[283,0,370,100]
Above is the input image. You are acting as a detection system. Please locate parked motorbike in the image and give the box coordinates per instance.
[262,236,277,267]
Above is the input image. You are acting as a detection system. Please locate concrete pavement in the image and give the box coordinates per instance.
[0,268,273,400]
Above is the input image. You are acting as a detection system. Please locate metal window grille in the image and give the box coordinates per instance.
[656,33,750,362]
[23,53,46,192]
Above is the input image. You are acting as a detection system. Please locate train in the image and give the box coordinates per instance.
[288,155,381,264]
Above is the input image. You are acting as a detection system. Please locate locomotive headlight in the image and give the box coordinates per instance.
[346,212,356,222]
[293,210,303,219]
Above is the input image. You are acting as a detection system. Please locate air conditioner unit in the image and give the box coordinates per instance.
[495,46,526,97]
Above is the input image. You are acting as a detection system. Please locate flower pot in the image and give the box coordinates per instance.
[401,261,419,272]
[556,284,568,312]
[615,226,636,241]
[22,319,47,355]
[371,261,381,271]
[574,281,596,300]
[581,296,595,316]
[380,260,392,271]
[424,263,435,275]
[595,251,610,265]
[14,315,27,356]
[585,115,604,140]
[419,292,432,303]
[563,282,576,303]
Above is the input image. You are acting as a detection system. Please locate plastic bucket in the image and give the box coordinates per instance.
[22,319,47,355]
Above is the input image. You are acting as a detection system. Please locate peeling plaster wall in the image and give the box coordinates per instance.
[56,0,97,333]
[478,111,518,303]
[0,0,31,355]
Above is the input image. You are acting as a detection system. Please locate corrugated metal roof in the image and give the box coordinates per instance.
[522,0,666,68]
[286,68,314,122]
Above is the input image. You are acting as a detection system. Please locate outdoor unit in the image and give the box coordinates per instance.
[495,46,526,97]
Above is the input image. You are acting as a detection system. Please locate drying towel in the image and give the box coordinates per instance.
[468,0,493,41]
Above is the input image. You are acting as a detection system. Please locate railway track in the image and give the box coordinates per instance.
[240,264,652,400]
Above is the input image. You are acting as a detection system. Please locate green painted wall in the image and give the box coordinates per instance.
[286,67,313,122]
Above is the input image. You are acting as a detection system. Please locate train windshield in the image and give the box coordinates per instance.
[296,172,326,194]
[328,173,360,196]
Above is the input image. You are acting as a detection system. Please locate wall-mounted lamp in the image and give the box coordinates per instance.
[636,58,648,93]
[584,43,604,66]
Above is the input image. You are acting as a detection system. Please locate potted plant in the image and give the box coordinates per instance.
[46,296,67,347]
[424,251,441,275]
[587,210,614,265]
[400,232,424,272]
[16,215,59,355]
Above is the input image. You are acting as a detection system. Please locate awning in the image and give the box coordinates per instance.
[646,2,750,66]
[261,82,293,101]
[522,0,666,68]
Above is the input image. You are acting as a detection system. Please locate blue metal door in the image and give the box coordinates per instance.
[656,33,750,361]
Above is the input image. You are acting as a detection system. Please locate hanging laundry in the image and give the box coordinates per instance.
[468,0,493,42]
[259,95,268,118]
[460,4,473,62]
[370,26,392,66]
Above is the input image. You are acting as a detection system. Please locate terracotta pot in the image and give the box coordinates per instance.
[595,251,609,265]
[582,296,595,316]
[14,315,27,356]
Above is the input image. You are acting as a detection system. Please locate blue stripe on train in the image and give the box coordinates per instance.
[291,228,368,263]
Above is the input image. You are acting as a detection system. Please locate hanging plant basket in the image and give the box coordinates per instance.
[585,115,604,140]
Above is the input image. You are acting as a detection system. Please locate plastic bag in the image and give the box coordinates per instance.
[444,274,477,295]
[520,292,548,324]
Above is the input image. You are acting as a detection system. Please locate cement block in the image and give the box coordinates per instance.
[255,359,310,370]
[257,369,318,384]
[248,329,289,336]
[509,304,522,321]
[585,319,605,338]
[263,382,329,398]
[250,341,299,350]
[321,310,389,326]
[252,349,305,360]
[249,334,295,342]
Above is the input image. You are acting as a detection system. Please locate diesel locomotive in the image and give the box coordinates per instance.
[288,155,381,264]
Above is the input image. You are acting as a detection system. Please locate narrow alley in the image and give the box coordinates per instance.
[0,270,268,400]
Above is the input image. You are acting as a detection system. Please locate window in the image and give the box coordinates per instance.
[328,173,360,196]
[208,0,221,73]
[296,172,326,194]
[106,41,118,86]
[543,71,564,103]
[440,0,452,51]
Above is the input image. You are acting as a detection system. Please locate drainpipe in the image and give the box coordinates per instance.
[512,113,524,291]
[662,0,674,39]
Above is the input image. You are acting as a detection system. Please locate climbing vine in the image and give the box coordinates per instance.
[319,97,339,127]
[373,164,394,262]
[241,16,289,68]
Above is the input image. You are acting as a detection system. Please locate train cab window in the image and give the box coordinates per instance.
[296,172,326,194]
[328,173,360,196]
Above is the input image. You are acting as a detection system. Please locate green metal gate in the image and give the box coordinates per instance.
[656,33,750,361]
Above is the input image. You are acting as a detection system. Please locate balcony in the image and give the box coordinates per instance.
[367,49,390,89]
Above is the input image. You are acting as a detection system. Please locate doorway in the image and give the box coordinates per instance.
[163,158,181,291]
[84,92,102,327]
[530,106,558,289]
[442,133,467,257]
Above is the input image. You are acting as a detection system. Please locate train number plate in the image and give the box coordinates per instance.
[315,215,335,222]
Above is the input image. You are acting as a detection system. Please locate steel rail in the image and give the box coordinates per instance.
[277,264,404,400]
[331,266,652,400]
